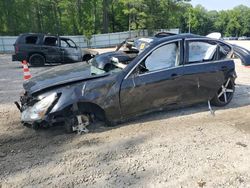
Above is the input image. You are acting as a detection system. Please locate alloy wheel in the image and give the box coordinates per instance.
[217,78,234,103]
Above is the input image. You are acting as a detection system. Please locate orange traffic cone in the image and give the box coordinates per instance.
[22,60,32,80]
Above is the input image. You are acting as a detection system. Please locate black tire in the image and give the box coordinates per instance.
[211,77,235,107]
[64,116,76,133]
[31,122,40,130]
[29,54,45,67]
[82,54,94,62]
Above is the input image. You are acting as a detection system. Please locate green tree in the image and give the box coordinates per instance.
[226,8,241,36]
[214,10,230,36]
[0,0,249,37]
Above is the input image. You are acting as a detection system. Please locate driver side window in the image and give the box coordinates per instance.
[138,41,180,74]
[60,40,69,48]
[60,39,76,48]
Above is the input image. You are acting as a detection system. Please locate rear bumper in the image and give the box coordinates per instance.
[12,54,18,61]
[12,53,27,62]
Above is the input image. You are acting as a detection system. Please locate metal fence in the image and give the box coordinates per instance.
[0,29,179,53]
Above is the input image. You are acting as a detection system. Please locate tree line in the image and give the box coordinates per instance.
[0,0,249,37]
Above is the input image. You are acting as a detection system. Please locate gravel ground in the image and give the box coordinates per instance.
[0,50,250,187]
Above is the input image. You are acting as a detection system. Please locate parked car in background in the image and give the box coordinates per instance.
[238,36,249,40]
[12,33,98,66]
[17,33,249,133]
[228,36,238,40]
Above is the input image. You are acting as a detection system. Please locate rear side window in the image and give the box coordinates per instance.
[44,37,58,46]
[187,41,217,64]
[25,36,38,44]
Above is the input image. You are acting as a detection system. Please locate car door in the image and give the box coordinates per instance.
[181,39,230,105]
[42,36,61,63]
[120,40,184,118]
[60,38,82,63]
[232,44,250,66]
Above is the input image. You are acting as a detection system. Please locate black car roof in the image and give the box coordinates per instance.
[19,33,58,37]
[134,33,208,48]
[18,33,73,41]
[154,33,207,43]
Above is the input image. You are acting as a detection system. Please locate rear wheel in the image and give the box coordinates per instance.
[29,54,45,66]
[211,77,235,106]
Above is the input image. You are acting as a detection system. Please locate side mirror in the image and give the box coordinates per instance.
[131,68,139,78]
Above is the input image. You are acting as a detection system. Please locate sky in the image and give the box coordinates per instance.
[190,0,250,11]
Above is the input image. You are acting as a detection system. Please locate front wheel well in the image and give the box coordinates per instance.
[75,102,106,121]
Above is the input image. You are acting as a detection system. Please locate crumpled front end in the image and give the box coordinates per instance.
[17,91,61,129]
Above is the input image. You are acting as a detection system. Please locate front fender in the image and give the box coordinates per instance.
[49,76,122,122]
[49,86,80,113]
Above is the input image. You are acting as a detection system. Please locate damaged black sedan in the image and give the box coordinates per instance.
[17,34,240,133]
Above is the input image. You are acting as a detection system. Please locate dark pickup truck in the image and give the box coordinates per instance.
[12,33,97,66]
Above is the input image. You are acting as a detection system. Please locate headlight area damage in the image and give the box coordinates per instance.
[16,92,60,129]
[16,90,98,134]
[14,61,121,134]
[21,93,58,122]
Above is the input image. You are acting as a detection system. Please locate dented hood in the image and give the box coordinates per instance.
[23,62,108,94]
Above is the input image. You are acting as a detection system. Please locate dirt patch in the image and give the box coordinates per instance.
[1,102,250,187]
